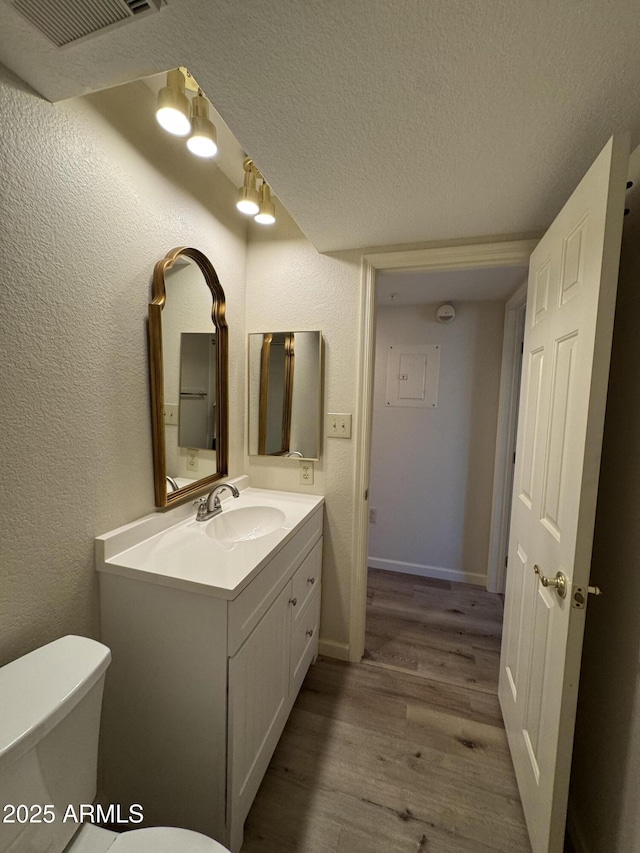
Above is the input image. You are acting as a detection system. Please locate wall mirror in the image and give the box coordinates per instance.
[248,331,322,460]
[149,247,228,507]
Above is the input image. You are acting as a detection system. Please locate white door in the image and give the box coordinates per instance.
[499,134,629,853]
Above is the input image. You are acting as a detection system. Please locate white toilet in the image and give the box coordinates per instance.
[0,635,231,853]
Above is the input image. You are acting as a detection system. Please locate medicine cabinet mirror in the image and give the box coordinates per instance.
[149,247,228,506]
[248,331,322,460]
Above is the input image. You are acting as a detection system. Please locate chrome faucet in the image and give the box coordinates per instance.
[194,483,240,522]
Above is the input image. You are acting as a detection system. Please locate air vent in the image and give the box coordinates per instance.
[10,0,166,47]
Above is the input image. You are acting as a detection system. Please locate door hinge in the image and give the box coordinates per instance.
[505,555,508,568]
[513,451,516,464]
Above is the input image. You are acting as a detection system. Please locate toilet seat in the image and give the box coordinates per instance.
[109,827,230,852]
[67,824,230,853]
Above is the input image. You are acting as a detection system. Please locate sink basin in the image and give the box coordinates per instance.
[205,505,286,544]
[97,483,324,598]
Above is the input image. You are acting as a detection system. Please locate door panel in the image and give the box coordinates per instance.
[541,332,578,538]
[520,348,545,507]
[499,134,629,853]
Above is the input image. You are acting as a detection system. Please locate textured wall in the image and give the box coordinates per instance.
[0,64,247,665]
[245,212,361,657]
[368,302,504,584]
[568,148,640,852]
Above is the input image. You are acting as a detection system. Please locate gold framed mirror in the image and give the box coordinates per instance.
[249,331,322,460]
[148,247,228,507]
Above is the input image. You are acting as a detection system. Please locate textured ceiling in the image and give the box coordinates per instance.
[377,266,528,306]
[1,0,639,252]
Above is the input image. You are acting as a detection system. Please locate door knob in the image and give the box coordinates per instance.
[533,564,567,599]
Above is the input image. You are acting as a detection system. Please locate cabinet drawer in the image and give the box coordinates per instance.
[290,585,320,695]
[228,507,322,655]
[290,538,322,627]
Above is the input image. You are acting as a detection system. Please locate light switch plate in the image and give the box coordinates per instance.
[164,404,179,426]
[327,413,352,438]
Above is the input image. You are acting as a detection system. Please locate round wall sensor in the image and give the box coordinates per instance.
[436,304,456,324]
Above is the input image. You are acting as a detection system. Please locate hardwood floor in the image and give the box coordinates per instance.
[240,569,531,853]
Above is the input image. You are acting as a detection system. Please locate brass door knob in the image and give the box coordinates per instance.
[533,565,567,599]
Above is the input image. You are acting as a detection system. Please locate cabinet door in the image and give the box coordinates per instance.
[227,582,292,837]
[290,584,321,695]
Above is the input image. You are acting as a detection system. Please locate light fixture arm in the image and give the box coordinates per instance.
[241,158,276,224]
[242,157,263,181]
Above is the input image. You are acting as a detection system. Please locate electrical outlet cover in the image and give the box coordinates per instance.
[186,448,199,472]
[300,460,314,485]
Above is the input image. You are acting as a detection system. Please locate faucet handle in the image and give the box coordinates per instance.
[193,496,208,519]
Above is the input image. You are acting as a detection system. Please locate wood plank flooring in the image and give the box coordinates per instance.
[240,569,531,853]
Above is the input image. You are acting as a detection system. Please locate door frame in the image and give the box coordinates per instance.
[486,281,528,594]
[349,239,539,662]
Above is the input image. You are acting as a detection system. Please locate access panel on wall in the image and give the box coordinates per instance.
[385,343,440,408]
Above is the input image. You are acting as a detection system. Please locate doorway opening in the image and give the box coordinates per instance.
[350,240,537,662]
[362,262,527,679]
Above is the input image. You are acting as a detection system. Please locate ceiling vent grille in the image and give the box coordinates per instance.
[11,0,166,47]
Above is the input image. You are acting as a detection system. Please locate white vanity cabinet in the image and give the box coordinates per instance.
[97,491,323,853]
[226,537,322,847]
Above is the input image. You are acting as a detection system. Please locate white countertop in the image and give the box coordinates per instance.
[95,484,324,599]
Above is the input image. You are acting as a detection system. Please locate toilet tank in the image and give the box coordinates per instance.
[0,636,111,853]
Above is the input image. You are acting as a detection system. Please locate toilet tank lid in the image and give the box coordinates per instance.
[0,635,111,769]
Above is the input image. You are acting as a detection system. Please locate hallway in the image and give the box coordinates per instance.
[241,569,530,852]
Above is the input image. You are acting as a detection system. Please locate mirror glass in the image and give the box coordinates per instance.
[149,248,228,506]
[177,332,218,451]
[249,331,322,460]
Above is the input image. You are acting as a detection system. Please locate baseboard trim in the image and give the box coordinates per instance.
[368,557,486,587]
[566,801,590,853]
[318,638,350,661]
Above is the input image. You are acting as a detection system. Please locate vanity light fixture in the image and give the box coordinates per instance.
[236,158,261,215]
[255,182,276,225]
[156,68,191,137]
[237,157,277,224]
[186,92,218,158]
[155,72,276,225]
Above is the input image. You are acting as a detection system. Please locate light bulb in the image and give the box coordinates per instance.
[187,133,218,158]
[237,166,260,215]
[186,95,218,158]
[237,197,260,215]
[156,69,191,137]
[156,106,191,136]
[255,183,276,224]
